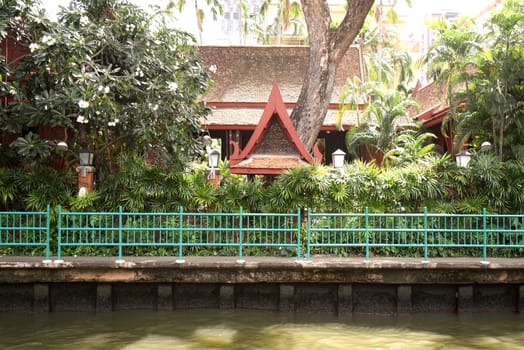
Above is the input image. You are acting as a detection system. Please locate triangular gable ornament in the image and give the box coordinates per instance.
[229,83,322,175]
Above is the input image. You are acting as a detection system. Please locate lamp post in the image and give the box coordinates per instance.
[76,146,96,194]
[332,149,346,169]
[455,150,472,167]
[207,147,221,187]
[481,141,492,152]
[78,147,94,166]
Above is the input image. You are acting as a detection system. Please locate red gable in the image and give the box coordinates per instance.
[229,83,321,175]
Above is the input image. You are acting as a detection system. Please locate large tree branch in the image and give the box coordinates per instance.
[292,0,373,150]
[333,0,375,61]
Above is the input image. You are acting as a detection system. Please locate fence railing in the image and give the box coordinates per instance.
[0,205,51,261]
[57,206,301,262]
[1,207,524,263]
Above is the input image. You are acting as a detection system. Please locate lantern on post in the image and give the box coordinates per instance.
[481,141,492,152]
[455,150,472,167]
[78,147,94,166]
[76,146,96,194]
[332,149,346,169]
[207,148,221,187]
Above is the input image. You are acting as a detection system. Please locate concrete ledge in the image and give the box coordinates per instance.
[1,256,524,314]
[1,256,524,284]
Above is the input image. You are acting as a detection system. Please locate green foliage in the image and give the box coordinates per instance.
[423,15,481,151]
[0,165,75,211]
[97,152,185,212]
[217,173,265,212]
[345,88,417,161]
[69,189,100,211]
[384,130,436,167]
[10,132,54,165]
[265,163,330,212]
[460,0,524,160]
[425,0,523,160]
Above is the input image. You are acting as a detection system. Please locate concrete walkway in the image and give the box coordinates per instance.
[0,255,524,269]
[1,255,524,285]
[2,255,524,268]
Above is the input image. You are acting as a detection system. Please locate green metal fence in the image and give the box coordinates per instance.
[0,205,51,261]
[2,207,524,262]
[57,206,301,262]
[307,208,524,262]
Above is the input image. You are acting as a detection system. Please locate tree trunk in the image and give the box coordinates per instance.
[292,0,374,151]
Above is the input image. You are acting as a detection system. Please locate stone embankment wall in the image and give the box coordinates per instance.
[1,257,524,314]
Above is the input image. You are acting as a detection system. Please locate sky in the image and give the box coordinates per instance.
[42,0,500,45]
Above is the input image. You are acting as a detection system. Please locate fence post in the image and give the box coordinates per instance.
[296,208,301,261]
[422,207,429,263]
[176,206,185,263]
[481,208,489,265]
[55,205,64,263]
[116,206,125,264]
[306,208,311,260]
[42,204,52,263]
[365,207,370,262]
[237,207,245,263]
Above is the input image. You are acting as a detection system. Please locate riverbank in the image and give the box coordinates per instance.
[1,256,524,314]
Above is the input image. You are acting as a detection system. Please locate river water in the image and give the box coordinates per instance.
[1,310,524,349]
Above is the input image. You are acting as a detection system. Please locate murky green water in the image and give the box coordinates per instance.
[1,310,524,349]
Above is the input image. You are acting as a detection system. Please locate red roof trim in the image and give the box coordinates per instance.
[229,168,292,175]
[414,106,437,122]
[203,124,352,132]
[202,124,255,131]
[422,107,449,128]
[207,101,366,110]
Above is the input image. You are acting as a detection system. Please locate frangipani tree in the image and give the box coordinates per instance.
[2,0,211,172]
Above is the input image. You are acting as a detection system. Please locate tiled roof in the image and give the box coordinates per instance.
[410,81,446,118]
[199,46,363,104]
[202,107,360,129]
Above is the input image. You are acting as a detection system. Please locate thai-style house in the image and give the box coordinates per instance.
[198,46,365,169]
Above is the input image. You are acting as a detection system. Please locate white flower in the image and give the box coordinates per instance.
[78,100,89,109]
[29,43,40,52]
[76,115,88,124]
[209,64,217,74]
[98,85,110,94]
[80,16,89,26]
[167,81,178,92]
[148,103,158,111]
[108,118,119,127]
[41,35,55,46]
[135,67,144,77]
